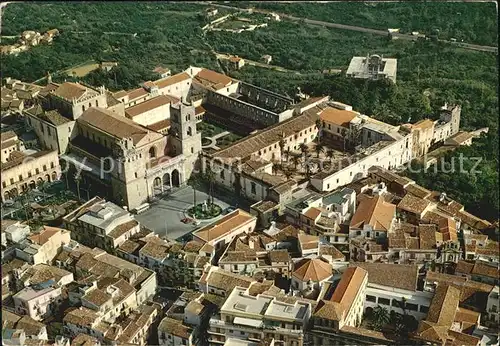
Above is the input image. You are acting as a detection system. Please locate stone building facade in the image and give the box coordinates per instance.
[1,150,60,202]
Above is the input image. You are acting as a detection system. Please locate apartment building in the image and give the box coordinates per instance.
[463,234,499,264]
[63,302,160,345]
[13,282,64,321]
[80,277,137,323]
[388,223,442,264]
[349,194,396,243]
[1,308,48,340]
[199,266,257,297]
[353,263,433,321]
[309,267,368,344]
[1,150,60,202]
[16,264,74,290]
[158,317,194,346]
[159,291,217,346]
[1,131,25,162]
[485,285,499,328]
[285,188,356,243]
[117,235,214,288]
[455,260,499,286]
[1,220,30,246]
[62,243,157,305]
[62,196,140,252]
[208,286,311,346]
[15,226,71,265]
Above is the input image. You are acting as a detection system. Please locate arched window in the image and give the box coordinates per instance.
[187,127,192,136]
[149,147,156,158]
[96,100,99,107]
[220,170,225,180]
[82,105,85,112]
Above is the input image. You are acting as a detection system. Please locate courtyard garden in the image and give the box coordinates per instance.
[187,202,222,219]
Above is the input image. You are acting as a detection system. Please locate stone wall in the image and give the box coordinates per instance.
[237,82,294,114]
[206,90,279,127]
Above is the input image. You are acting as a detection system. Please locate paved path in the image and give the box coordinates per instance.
[201,131,229,150]
[134,186,231,241]
[206,2,498,54]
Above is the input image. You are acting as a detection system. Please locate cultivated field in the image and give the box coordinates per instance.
[65,62,99,77]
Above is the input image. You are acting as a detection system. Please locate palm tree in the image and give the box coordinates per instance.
[290,153,301,170]
[315,119,322,142]
[340,128,348,152]
[272,163,282,175]
[326,149,335,162]
[314,143,325,158]
[304,156,313,178]
[350,125,362,150]
[283,149,291,162]
[74,174,82,201]
[371,305,390,331]
[204,168,216,206]
[188,174,201,208]
[283,169,293,180]
[299,143,309,160]
[278,139,285,164]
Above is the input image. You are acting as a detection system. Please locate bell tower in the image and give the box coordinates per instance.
[170,100,202,176]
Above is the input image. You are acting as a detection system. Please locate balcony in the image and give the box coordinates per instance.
[209,318,303,335]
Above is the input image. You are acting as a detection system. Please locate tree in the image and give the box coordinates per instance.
[314,143,325,158]
[371,305,389,331]
[315,118,322,142]
[299,143,309,163]
[283,169,294,180]
[349,125,362,150]
[204,167,216,206]
[283,149,291,162]
[36,179,45,193]
[74,174,82,201]
[290,153,301,170]
[278,139,285,164]
[326,149,335,162]
[340,128,348,152]
[188,173,201,207]
[272,163,282,175]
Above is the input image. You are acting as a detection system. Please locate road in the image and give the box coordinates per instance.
[207,2,498,54]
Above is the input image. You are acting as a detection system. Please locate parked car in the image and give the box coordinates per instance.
[222,206,235,215]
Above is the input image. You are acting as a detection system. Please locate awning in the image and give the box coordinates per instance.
[233,317,263,328]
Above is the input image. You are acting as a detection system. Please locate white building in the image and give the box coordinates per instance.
[208,286,312,346]
[346,54,397,83]
[13,283,63,321]
[15,226,71,265]
[63,196,140,252]
[485,286,499,328]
